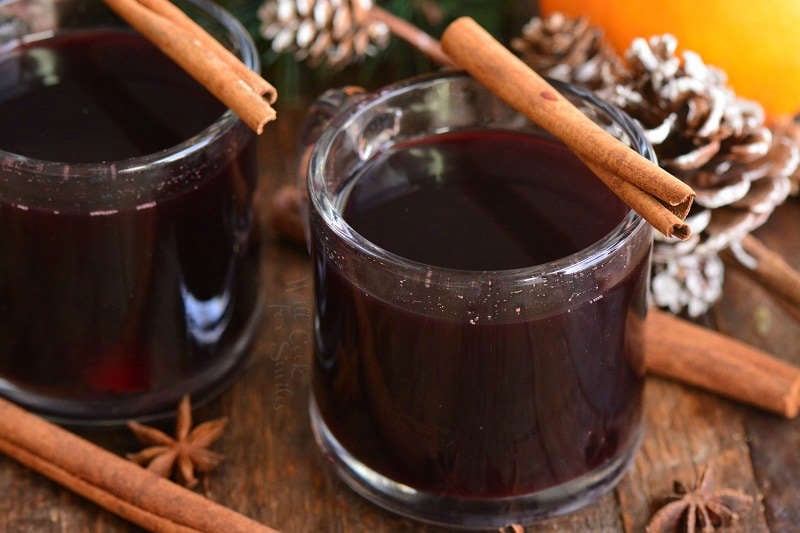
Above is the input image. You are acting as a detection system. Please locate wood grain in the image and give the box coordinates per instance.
[616,378,767,533]
[714,203,800,532]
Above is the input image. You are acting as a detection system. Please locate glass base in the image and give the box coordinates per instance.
[0,293,263,427]
[310,395,642,529]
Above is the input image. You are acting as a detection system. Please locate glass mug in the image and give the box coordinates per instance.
[306,72,653,527]
[0,0,262,423]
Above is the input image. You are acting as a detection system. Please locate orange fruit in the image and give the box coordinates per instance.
[540,0,800,117]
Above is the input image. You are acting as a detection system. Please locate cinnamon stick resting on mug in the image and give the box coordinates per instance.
[440,17,694,240]
[103,0,277,134]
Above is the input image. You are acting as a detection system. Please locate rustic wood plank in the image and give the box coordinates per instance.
[532,493,624,532]
[714,201,800,532]
[0,432,134,532]
[615,378,768,533]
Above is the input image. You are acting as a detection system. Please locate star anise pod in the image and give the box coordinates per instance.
[126,395,228,488]
[646,464,754,533]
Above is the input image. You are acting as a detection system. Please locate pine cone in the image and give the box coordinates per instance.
[773,115,800,195]
[516,15,800,316]
[258,0,390,69]
[652,253,724,318]
[609,36,799,315]
[605,35,797,253]
[511,13,623,90]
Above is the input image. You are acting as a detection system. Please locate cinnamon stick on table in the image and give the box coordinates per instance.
[644,309,800,418]
[0,396,278,533]
[723,234,800,319]
[440,17,694,240]
[103,0,276,134]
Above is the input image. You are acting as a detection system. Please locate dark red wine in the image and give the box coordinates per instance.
[312,132,647,497]
[0,30,224,161]
[0,30,259,418]
[342,132,630,269]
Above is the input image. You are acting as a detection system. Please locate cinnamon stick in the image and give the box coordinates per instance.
[644,308,800,418]
[368,6,454,68]
[135,0,277,101]
[585,160,691,239]
[724,234,800,312]
[103,0,276,134]
[0,396,278,532]
[440,17,695,239]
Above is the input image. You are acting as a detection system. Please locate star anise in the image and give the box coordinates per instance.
[646,464,754,533]
[126,395,228,488]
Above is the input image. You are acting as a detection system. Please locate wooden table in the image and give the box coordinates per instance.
[1,109,798,532]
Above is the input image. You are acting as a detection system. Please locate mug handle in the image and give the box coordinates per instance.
[290,86,368,246]
[299,86,368,153]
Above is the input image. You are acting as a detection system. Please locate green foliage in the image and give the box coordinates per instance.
[217,0,538,107]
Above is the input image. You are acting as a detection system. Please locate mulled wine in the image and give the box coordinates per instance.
[312,131,647,498]
[0,24,260,420]
[343,132,629,270]
[0,31,225,161]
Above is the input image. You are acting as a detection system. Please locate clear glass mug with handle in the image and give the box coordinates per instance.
[0,0,263,423]
[302,71,653,528]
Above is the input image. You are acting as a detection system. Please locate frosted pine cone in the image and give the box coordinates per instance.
[608,36,799,314]
[516,15,800,316]
[773,115,800,195]
[652,254,724,318]
[603,35,797,255]
[511,13,622,90]
[258,0,390,69]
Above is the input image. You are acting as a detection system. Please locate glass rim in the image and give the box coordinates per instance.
[308,71,655,282]
[0,0,259,177]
